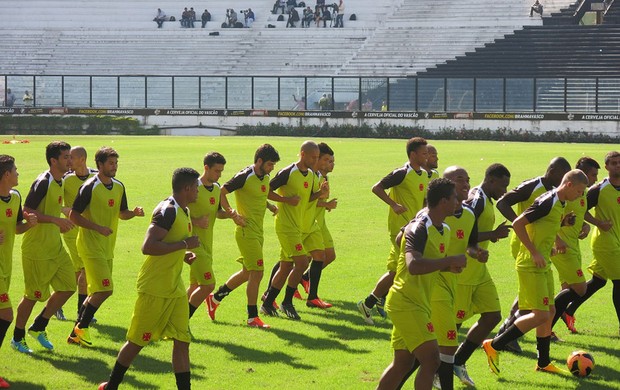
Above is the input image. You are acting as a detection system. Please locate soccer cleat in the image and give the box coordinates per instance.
[67,335,80,345]
[261,293,279,310]
[376,297,387,319]
[247,317,270,328]
[504,338,522,353]
[28,330,54,350]
[482,339,500,375]
[357,300,374,325]
[550,331,563,343]
[536,362,570,376]
[205,293,219,321]
[561,313,577,334]
[98,382,108,390]
[259,304,280,317]
[11,338,32,354]
[301,278,310,294]
[90,317,98,325]
[72,325,93,347]
[293,289,303,300]
[280,303,301,320]
[306,298,331,309]
[453,364,476,386]
[0,377,9,388]
[55,308,67,321]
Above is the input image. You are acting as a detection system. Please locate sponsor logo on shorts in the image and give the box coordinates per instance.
[542,297,549,306]
[108,199,115,207]
[577,269,583,277]
[34,290,42,299]
[0,293,8,302]
[419,184,424,191]
[102,279,111,287]
[261,185,266,192]
[580,199,585,207]
[210,197,216,205]
[257,259,264,267]
[456,229,464,239]
[5,208,12,218]
[58,195,62,204]
[447,330,457,340]
[204,272,212,280]
[304,181,309,188]
[142,332,152,341]
[439,243,445,253]
[456,310,466,319]
[426,322,434,332]
[295,243,303,252]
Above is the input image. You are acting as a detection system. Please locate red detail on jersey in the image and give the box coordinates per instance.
[295,243,303,252]
[261,185,266,193]
[577,269,584,277]
[426,322,434,332]
[108,199,115,207]
[58,196,62,204]
[580,199,585,207]
[543,297,549,306]
[204,272,212,280]
[0,293,8,303]
[456,310,466,319]
[456,229,464,239]
[257,259,264,267]
[304,181,309,189]
[617,197,620,204]
[5,208,12,218]
[419,183,424,191]
[439,243,445,253]
[447,330,457,340]
[209,197,216,205]
[102,279,110,287]
[34,290,42,299]
[142,332,152,342]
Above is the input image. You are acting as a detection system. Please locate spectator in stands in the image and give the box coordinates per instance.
[318,94,330,110]
[334,0,344,27]
[227,9,238,27]
[201,9,211,28]
[316,0,326,12]
[272,0,286,14]
[5,89,15,107]
[302,7,314,27]
[530,0,543,16]
[381,100,388,111]
[362,98,373,111]
[189,7,196,28]
[181,7,190,27]
[293,94,306,110]
[23,90,33,107]
[244,8,255,27]
[287,8,300,27]
[287,0,298,14]
[154,8,166,28]
[346,98,358,111]
[319,7,331,27]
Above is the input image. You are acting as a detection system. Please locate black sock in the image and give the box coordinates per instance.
[78,293,87,313]
[395,359,420,390]
[78,303,99,329]
[438,360,454,390]
[189,303,198,318]
[13,327,25,342]
[106,361,130,389]
[266,263,280,291]
[0,318,11,348]
[565,276,607,316]
[536,336,551,367]
[491,324,524,351]
[454,339,479,366]
[307,260,323,300]
[213,284,232,302]
[263,286,281,306]
[29,308,49,332]
[247,305,258,319]
[613,280,620,326]
[77,301,86,322]
[364,293,379,309]
[551,288,580,328]
[282,285,296,305]
[301,271,309,282]
[175,371,191,390]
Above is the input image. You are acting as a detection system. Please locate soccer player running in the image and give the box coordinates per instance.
[550,157,600,334]
[68,147,144,347]
[0,155,37,387]
[482,169,588,376]
[376,178,466,390]
[206,144,280,328]
[12,141,76,354]
[262,141,328,320]
[495,157,571,351]
[451,163,511,386]
[98,167,200,390]
[358,137,429,325]
[187,152,230,320]
[56,146,98,322]
[562,151,620,336]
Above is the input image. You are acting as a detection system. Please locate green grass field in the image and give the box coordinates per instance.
[1,136,619,390]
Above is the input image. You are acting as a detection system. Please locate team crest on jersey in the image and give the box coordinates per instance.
[0,293,8,302]
[577,269,584,277]
[142,332,152,342]
[209,197,216,205]
[304,181,309,189]
[34,290,42,299]
[261,185,266,192]
[419,184,424,191]
[204,272,212,280]
[257,259,264,267]
[58,195,62,204]
[439,243,445,253]
[542,297,549,306]
[426,322,434,332]
[456,310,466,319]
[5,208,12,218]
[617,197,620,204]
[456,229,464,239]
[447,330,457,340]
[295,243,303,252]
[580,199,585,207]
[108,199,115,207]
[102,279,110,287]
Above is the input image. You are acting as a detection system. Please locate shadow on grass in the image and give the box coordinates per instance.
[91,322,131,344]
[0,381,46,390]
[201,339,317,370]
[303,299,394,330]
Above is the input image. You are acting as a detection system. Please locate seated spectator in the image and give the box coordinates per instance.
[201,9,211,28]
[334,0,344,27]
[321,8,331,27]
[346,98,358,111]
[293,94,306,110]
[227,9,238,26]
[530,0,543,16]
[302,7,314,27]
[5,88,15,107]
[23,90,33,107]
[244,8,255,27]
[316,0,326,12]
[181,7,190,27]
[287,8,300,27]
[272,0,286,14]
[286,0,298,13]
[154,8,166,28]
[189,7,196,28]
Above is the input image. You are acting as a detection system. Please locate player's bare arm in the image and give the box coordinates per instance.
[120,206,144,220]
[372,182,406,214]
[513,214,546,268]
[15,210,37,234]
[141,224,199,256]
[69,208,113,236]
[25,205,74,233]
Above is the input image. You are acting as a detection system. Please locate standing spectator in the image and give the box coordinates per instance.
[293,95,306,110]
[227,9,238,27]
[302,7,314,27]
[188,8,196,28]
[22,90,33,107]
[154,8,166,28]
[334,0,344,27]
[318,94,330,110]
[201,9,211,28]
[181,7,189,27]
[321,8,331,27]
[287,0,298,13]
[287,8,300,27]
[363,98,373,111]
[244,8,255,27]
[530,0,543,16]
[316,0,326,12]
[5,89,15,107]
[272,0,286,14]
[381,100,388,111]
